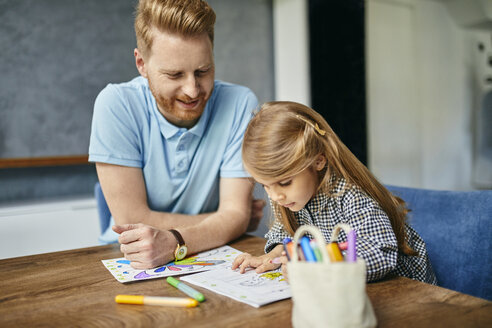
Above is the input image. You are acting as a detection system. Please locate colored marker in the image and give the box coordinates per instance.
[338,241,348,251]
[284,240,295,261]
[310,240,322,262]
[297,244,306,261]
[326,242,344,262]
[300,236,316,262]
[347,230,357,262]
[166,277,205,302]
[283,237,292,260]
[115,295,198,307]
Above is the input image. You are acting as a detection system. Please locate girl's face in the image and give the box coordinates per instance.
[253,155,326,212]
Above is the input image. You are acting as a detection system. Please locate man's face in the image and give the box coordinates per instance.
[135,30,215,128]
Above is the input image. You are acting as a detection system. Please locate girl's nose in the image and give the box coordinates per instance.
[270,190,286,202]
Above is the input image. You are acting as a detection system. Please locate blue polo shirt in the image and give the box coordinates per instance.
[89,76,258,243]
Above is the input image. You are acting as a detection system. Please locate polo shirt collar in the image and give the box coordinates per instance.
[155,100,211,140]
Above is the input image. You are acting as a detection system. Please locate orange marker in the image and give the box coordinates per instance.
[326,242,344,262]
[283,238,293,260]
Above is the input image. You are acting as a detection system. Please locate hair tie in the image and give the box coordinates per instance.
[296,115,326,136]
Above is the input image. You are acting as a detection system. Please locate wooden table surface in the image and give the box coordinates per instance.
[0,234,490,327]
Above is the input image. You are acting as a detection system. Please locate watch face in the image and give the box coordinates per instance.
[175,245,188,260]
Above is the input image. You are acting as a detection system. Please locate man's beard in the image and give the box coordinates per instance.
[148,80,211,125]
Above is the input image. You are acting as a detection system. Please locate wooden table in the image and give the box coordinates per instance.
[0,235,490,327]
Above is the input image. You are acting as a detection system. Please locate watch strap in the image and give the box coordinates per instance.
[169,229,185,246]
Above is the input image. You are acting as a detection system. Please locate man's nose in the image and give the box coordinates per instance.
[182,75,199,99]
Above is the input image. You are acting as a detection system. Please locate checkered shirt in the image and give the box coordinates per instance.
[264,177,437,284]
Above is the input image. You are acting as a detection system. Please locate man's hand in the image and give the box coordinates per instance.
[113,223,175,269]
[247,199,266,232]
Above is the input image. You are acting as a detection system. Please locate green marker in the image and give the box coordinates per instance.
[166,277,205,302]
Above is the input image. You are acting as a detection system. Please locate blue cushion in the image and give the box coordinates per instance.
[386,185,492,300]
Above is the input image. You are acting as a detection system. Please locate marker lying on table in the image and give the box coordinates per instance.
[115,295,198,307]
[167,276,205,302]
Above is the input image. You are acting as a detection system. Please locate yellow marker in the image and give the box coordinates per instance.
[115,295,198,307]
[326,243,344,262]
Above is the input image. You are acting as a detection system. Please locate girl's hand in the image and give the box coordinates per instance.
[231,252,280,274]
[279,251,289,283]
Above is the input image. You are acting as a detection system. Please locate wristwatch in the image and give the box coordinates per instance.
[169,229,188,261]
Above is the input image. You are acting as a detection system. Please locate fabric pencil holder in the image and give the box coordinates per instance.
[287,224,377,328]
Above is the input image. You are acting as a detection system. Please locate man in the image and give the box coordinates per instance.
[89,0,263,269]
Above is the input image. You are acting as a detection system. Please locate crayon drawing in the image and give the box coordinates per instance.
[181,267,291,307]
[102,245,240,283]
[239,271,285,287]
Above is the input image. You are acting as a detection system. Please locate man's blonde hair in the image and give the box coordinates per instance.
[242,101,417,256]
[135,0,216,57]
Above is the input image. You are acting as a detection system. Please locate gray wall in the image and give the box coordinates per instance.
[0,0,138,159]
[0,0,274,203]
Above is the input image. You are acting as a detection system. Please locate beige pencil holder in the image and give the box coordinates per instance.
[287,224,377,328]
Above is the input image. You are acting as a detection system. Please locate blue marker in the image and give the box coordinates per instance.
[300,236,317,262]
[282,237,292,260]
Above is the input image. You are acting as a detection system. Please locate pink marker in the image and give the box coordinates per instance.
[338,241,348,250]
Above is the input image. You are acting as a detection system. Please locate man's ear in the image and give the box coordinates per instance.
[315,154,327,171]
[134,48,148,78]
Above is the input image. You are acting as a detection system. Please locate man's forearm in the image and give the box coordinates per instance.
[177,207,250,256]
[114,209,211,231]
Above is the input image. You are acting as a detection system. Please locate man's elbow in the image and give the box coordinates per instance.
[224,209,250,240]
[112,207,151,226]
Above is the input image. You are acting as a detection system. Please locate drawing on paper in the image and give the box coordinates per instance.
[102,245,239,283]
[180,267,292,307]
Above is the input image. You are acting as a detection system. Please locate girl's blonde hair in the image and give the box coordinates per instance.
[242,101,416,256]
[134,0,216,58]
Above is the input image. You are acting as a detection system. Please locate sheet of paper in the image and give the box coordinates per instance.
[181,266,292,308]
[102,245,241,283]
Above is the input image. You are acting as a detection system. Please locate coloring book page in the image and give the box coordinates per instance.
[181,266,292,308]
[102,245,241,283]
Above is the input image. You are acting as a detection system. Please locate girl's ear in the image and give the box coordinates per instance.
[314,155,327,171]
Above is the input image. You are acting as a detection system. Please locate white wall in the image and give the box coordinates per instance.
[0,198,100,259]
[273,0,311,105]
[366,0,488,190]
[251,0,311,239]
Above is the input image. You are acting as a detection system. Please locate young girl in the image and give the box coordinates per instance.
[232,101,437,284]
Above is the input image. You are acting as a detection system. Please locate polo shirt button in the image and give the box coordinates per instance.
[178,161,184,167]
[178,145,184,151]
